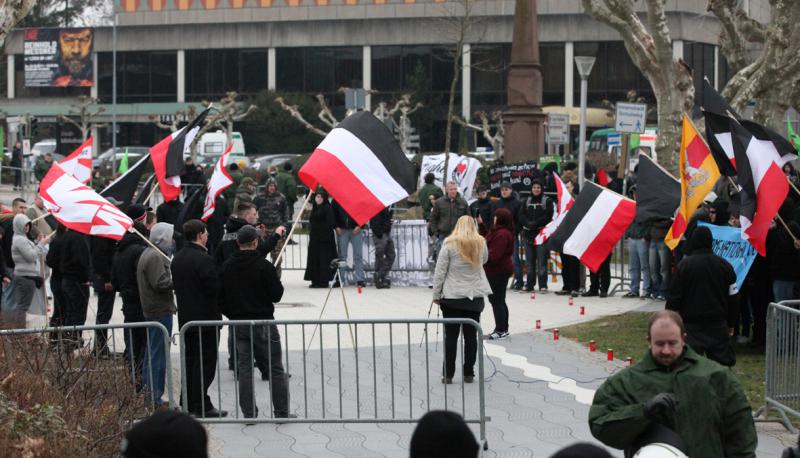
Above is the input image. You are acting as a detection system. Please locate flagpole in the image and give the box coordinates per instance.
[132,227,172,262]
[775,213,799,244]
[144,180,158,207]
[273,190,314,266]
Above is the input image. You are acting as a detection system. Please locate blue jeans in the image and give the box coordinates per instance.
[142,314,173,407]
[337,230,365,283]
[524,242,549,289]
[628,238,651,295]
[772,280,796,303]
[648,240,671,296]
[512,236,523,287]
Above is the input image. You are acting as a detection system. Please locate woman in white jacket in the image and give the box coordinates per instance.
[9,213,46,328]
[432,215,491,384]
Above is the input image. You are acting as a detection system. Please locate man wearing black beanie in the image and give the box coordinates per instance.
[409,410,479,458]
[122,410,207,458]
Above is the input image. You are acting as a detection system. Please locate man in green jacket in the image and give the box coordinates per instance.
[275,162,298,220]
[428,181,468,239]
[34,153,53,182]
[589,310,757,458]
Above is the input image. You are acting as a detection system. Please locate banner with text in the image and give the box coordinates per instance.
[698,222,757,290]
[24,28,93,87]
[418,153,481,201]
[488,161,541,196]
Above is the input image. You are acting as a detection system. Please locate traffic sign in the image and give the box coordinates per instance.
[615,102,647,134]
[547,112,570,145]
[607,133,621,146]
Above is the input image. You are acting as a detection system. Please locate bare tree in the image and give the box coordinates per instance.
[708,0,800,130]
[582,0,694,174]
[187,91,257,160]
[58,95,107,142]
[147,105,198,133]
[453,110,505,159]
[0,0,35,47]
[275,95,329,137]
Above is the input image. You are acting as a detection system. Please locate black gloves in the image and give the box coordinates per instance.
[643,393,679,425]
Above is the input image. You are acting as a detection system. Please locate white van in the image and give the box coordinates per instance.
[196,131,246,157]
[608,128,658,172]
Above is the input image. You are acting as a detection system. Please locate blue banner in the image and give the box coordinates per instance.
[698,222,757,290]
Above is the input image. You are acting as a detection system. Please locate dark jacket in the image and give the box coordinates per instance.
[213,215,279,266]
[60,230,91,282]
[369,208,392,239]
[219,249,284,320]
[666,228,738,327]
[484,225,514,276]
[111,227,148,306]
[766,222,800,282]
[332,200,361,230]
[469,197,493,234]
[490,194,522,234]
[625,220,650,240]
[519,194,553,242]
[429,194,469,236]
[45,233,64,281]
[0,213,15,272]
[90,236,116,283]
[650,218,672,241]
[156,200,184,226]
[171,243,220,328]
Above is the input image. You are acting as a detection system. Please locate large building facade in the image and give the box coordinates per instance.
[0,0,767,155]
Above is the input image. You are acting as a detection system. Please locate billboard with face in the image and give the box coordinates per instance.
[24,28,93,87]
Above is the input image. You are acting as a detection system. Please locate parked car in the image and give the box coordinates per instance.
[93,146,150,171]
[250,154,300,173]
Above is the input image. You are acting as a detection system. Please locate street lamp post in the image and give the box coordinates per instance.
[112,11,118,174]
[575,56,595,190]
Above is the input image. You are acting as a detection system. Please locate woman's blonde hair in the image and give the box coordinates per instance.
[445,215,484,267]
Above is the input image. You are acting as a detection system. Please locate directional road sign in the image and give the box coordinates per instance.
[615,102,647,134]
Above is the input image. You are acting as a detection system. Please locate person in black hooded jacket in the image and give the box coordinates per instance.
[213,202,284,267]
[90,235,116,356]
[111,204,152,387]
[666,225,739,366]
[219,225,289,419]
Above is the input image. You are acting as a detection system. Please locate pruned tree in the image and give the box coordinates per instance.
[275,95,330,137]
[188,91,257,159]
[58,95,107,142]
[582,0,694,174]
[373,94,424,155]
[453,110,505,159]
[148,105,198,133]
[1,0,35,47]
[708,0,800,130]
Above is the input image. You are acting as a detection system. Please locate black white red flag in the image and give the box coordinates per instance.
[202,144,234,221]
[730,118,797,255]
[40,163,133,240]
[151,108,209,202]
[298,111,416,226]
[58,137,93,183]
[548,181,636,272]
[535,173,573,245]
[701,78,739,177]
[100,153,151,209]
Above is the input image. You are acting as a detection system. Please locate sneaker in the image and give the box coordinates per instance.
[655,294,667,301]
[622,292,638,298]
[582,290,599,297]
[599,291,608,298]
[441,377,453,384]
[464,375,475,383]
[554,290,570,296]
[512,283,522,291]
[485,331,509,340]
[356,281,366,288]
[736,335,750,344]
[539,287,548,294]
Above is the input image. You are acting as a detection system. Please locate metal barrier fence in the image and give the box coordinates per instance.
[0,322,175,410]
[756,301,800,433]
[179,318,488,448]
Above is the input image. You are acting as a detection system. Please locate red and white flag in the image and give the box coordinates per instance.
[151,108,209,202]
[57,137,93,183]
[535,173,573,245]
[201,144,234,221]
[39,163,133,240]
[731,119,797,255]
[547,181,636,272]
[298,111,416,226]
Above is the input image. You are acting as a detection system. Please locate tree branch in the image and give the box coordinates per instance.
[275,96,328,137]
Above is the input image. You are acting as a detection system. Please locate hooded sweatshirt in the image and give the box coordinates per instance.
[136,222,176,318]
[219,248,283,320]
[11,214,45,277]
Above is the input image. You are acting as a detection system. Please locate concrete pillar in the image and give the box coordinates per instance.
[461,43,471,120]
[268,47,276,91]
[672,40,684,61]
[7,55,14,99]
[177,50,185,102]
[91,53,98,99]
[363,45,371,111]
[564,42,574,107]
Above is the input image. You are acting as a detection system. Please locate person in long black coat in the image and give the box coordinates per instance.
[304,191,337,288]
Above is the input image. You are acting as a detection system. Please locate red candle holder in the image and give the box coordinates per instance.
[625,357,633,367]
[535,319,541,330]
[553,328,560,340]
[589,340,596,352]
[580,306,585,316]
[568,296,574,306]
[607,349,614,361]
[530,291,536,300]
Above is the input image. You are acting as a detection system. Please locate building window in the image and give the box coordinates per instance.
[98,51,177,103]
[276,46,362,111]
[185,49,267,102]
[572,42,654,108]
[371,44,458,107]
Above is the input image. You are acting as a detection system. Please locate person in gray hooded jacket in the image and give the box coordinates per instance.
[136,222,175,407]
[6,213,47,328]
